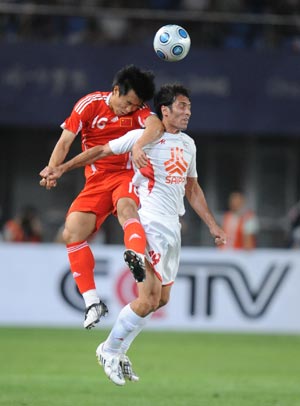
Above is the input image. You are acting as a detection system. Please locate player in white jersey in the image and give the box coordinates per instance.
[108,124,198,285]
[42,84,227,386]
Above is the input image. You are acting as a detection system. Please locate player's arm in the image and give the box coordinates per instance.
[39,129,76,189]
[40,144,113,182]
[185,177,227,247]
[132,114,164,169]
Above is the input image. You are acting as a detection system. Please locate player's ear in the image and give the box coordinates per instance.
[112,85,119,96]
[161,105,169,117]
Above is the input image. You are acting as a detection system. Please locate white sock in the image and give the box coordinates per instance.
[82,289,99,308]
[104,304,150,354]
[120,312,152,354]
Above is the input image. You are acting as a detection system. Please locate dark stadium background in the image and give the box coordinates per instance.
[1,0,300,247]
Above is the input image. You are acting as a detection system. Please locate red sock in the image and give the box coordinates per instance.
[66,240,95,294]
[123,218,146,255]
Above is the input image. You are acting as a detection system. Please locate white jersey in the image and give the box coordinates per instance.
[109,129,198,216]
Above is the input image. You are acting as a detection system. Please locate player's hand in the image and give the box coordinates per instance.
[210,225,227,247]
[39,177,57,190]
[132,144,148,169]
[40,165,64,180]
[39,166,58,190]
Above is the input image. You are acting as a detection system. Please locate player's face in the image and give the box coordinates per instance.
[163,94,191,133]
[110,86,143,116]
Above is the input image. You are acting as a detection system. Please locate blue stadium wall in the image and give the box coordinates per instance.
[1,42,300,134]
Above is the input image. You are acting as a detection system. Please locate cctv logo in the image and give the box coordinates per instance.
[177,261,291,318]
[60,257,291,320]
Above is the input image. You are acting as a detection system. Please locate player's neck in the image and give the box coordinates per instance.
[163,125,180,134]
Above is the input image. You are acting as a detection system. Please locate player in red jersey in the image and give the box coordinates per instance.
[39,65,164,330]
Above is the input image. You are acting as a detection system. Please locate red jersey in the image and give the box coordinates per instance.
[61,91,152,178]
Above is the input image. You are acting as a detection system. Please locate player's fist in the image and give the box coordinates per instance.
[39,166,57,190]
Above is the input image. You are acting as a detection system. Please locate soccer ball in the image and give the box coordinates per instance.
[153,24,191,62]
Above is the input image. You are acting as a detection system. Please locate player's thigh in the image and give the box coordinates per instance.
[116,197,139,225]
[64,211,97,243]
[140,212,181,285]
[112,174,139,221]
[68,183,114,231]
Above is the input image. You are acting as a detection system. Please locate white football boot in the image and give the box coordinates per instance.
[96,343,125,386]
[120,354,140,382]
[84,301,108,329]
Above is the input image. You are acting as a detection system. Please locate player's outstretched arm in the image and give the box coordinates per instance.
[40,129,77,190]
[185,177,227,247]
[132,114,164,169]
[40,144,113,183]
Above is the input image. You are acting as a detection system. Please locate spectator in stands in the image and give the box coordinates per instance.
[220,191,259,250]
[2,205,43,242]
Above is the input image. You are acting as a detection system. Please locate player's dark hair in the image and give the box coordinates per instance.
[154,83,191,119]
[112,65,155,102]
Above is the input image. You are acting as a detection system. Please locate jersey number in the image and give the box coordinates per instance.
[128,182,138,196]
[91,116,108,130]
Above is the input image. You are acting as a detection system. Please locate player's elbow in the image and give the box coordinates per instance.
[102,143,113,157]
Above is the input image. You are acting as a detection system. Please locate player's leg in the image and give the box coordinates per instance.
[63,180,113,329]
[100,262,160,352]
[63,210,108,329]
[115,212,178,350]
[116,284,173,382]
[113,177,147,282]
[158,284,172,309]
[96,261,160,383]
[63,211,97,294]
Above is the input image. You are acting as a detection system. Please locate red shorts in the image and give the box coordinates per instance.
[67,170,139,230]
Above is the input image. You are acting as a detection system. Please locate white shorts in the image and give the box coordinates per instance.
[138,209,181,285]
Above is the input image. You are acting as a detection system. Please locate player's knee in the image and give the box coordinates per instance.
[158,297,169,309]
[117,197,138,223]
[62,227,82,244]
[62,228,71,244]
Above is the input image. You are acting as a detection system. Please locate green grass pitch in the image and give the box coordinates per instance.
[0,327,299,406]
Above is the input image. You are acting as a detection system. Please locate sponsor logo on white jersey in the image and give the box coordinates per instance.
[164,147,188,184]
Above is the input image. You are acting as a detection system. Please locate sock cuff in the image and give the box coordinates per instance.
[82,289,100,308]
[66,240,88,253]
[123,218,140,230]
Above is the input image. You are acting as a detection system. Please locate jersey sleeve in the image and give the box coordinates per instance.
[133,104,155,128]
[60,94,95,135]
[109,129,143,155]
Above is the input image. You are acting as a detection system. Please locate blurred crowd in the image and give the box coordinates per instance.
[0,0,300,50]
[2,195,300,249]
